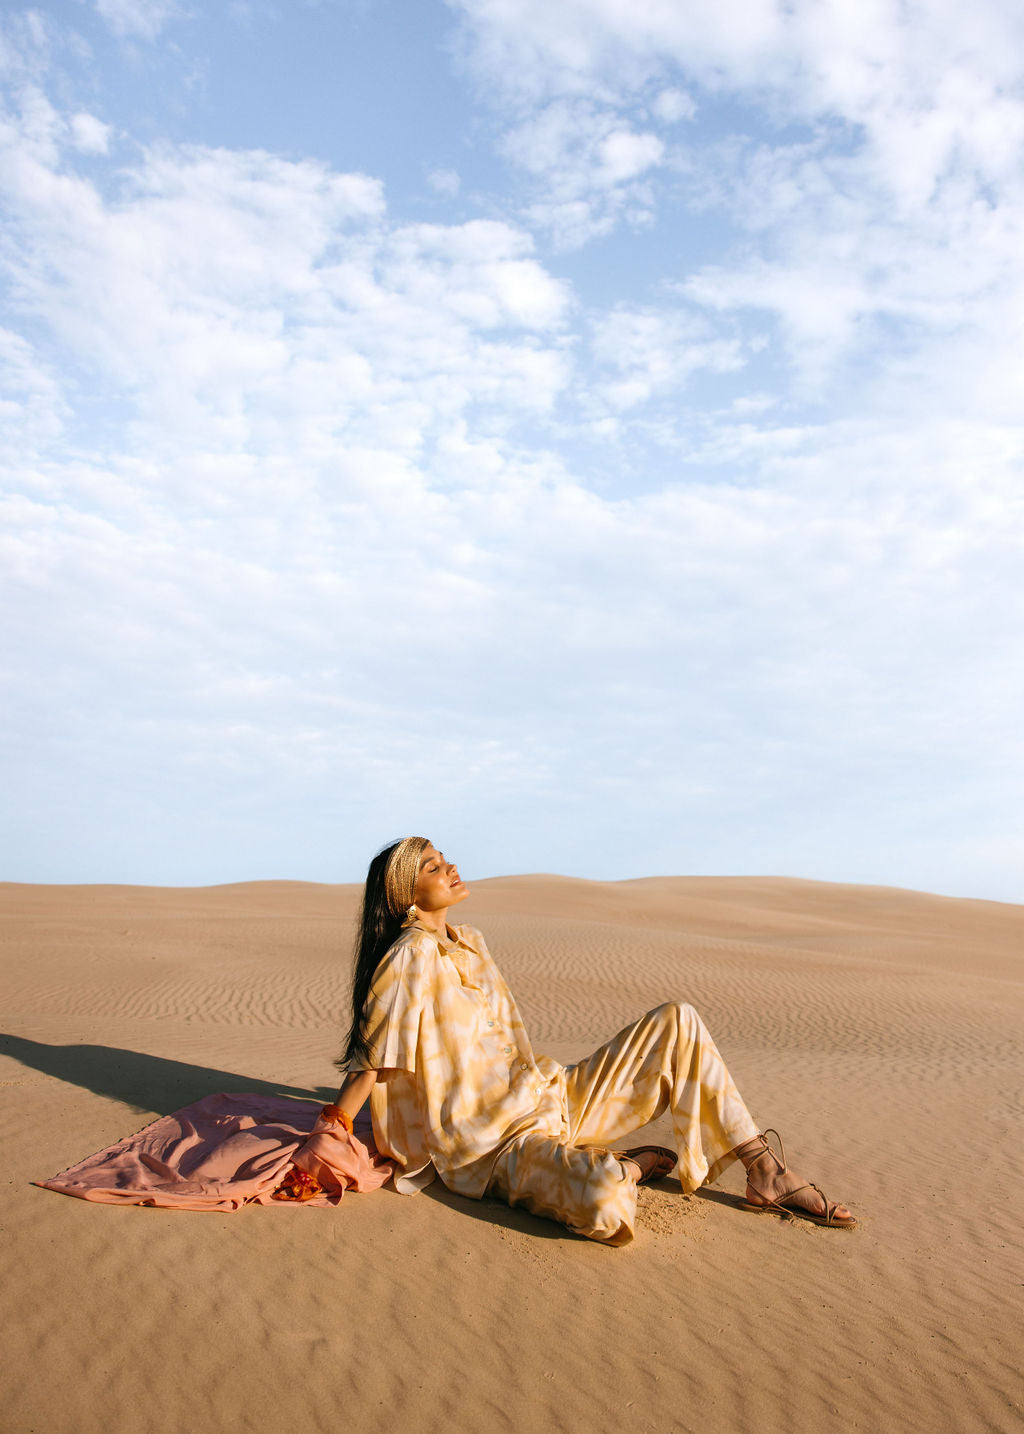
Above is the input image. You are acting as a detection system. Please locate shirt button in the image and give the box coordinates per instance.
[487,1021,495,1028]
[503,1046,512,1054]
[520,1063,529,1071]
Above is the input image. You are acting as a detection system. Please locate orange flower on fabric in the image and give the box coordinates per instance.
[272,1166,324,1202]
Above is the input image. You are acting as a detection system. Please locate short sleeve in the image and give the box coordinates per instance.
[356,936,427,1073]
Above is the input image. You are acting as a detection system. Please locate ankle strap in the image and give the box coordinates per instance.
[757,1128,788,1173]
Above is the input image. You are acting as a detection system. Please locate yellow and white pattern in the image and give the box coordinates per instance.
[351,921,758,1244]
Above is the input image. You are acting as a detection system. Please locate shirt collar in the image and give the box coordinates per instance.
[406,916,461,951]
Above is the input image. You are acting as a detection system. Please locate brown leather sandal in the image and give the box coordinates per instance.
[739,1128,856,1228]
[618,1145,677,1185]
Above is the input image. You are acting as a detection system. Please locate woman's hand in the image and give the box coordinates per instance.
[273,1068,394,1201]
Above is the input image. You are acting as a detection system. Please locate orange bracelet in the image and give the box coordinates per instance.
[319,1104,354,1132]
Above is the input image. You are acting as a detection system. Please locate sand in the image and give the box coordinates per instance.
[1,875,1021,1434]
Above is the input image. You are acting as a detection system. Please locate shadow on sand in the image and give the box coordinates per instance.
[8,1034,575,1239]
[4,1034,706,1240]
[0,1033,335,1116]
[420,1178,577,1241]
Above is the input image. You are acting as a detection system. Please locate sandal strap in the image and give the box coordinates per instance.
[806,1182,839,1225]
[745,1132,839,1223]
[769,1180,839,1224]
[743,1128,788,1200]
[742,1134,849,1225]
[760,1128,788,1174]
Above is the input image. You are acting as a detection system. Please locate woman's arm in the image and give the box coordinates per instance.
[319,1066,393,1130]
[332,1067,379,1119]
[275,1069,388,1201]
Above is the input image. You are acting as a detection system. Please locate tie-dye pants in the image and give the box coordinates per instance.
[486,1001,759,1245]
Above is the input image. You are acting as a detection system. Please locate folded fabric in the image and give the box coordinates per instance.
[36,1092,393,1211]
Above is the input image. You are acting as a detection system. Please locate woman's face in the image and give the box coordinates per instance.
[413,845,470,916]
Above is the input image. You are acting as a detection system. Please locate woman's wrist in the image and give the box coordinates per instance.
[319,1104,354,1132]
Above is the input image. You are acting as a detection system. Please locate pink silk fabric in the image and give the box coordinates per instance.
[36,1092,393,1211]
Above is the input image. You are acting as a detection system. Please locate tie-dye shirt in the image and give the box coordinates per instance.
[349,920,565,1196]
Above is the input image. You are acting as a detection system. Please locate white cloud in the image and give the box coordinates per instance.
[92,0,184,42]
[595,127,663,185]
[454,0,1024,370]
[500,99,666,245]
[379,219,569,329]
[677,117,1024,397]
[589,305,745,412]
[650,87,694,124]
[0,328,67,450]
[448,0,786,104]
[0,82,574,464]
[452,0,1024,120]
[68,111,112,154]
[1,3,1022,898]
[0,10,51,79]
[427,167,461,196]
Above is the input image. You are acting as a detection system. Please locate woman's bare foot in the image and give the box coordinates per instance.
[736,1131,855,1228]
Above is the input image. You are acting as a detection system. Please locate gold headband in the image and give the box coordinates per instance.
[383,836,429,918]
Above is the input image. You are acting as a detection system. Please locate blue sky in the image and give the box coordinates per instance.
[2,0,1022,898]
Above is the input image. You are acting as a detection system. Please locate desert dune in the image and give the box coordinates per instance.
[2,875,1021,1434]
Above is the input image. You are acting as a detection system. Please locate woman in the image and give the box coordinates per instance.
[323,837,854,1245]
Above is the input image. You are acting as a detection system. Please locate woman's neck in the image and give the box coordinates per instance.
[414,906,449,935]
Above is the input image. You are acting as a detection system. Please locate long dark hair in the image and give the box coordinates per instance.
[337,837,429,1070]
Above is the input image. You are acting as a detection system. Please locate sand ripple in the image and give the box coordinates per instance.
[2,875,1022,1434]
